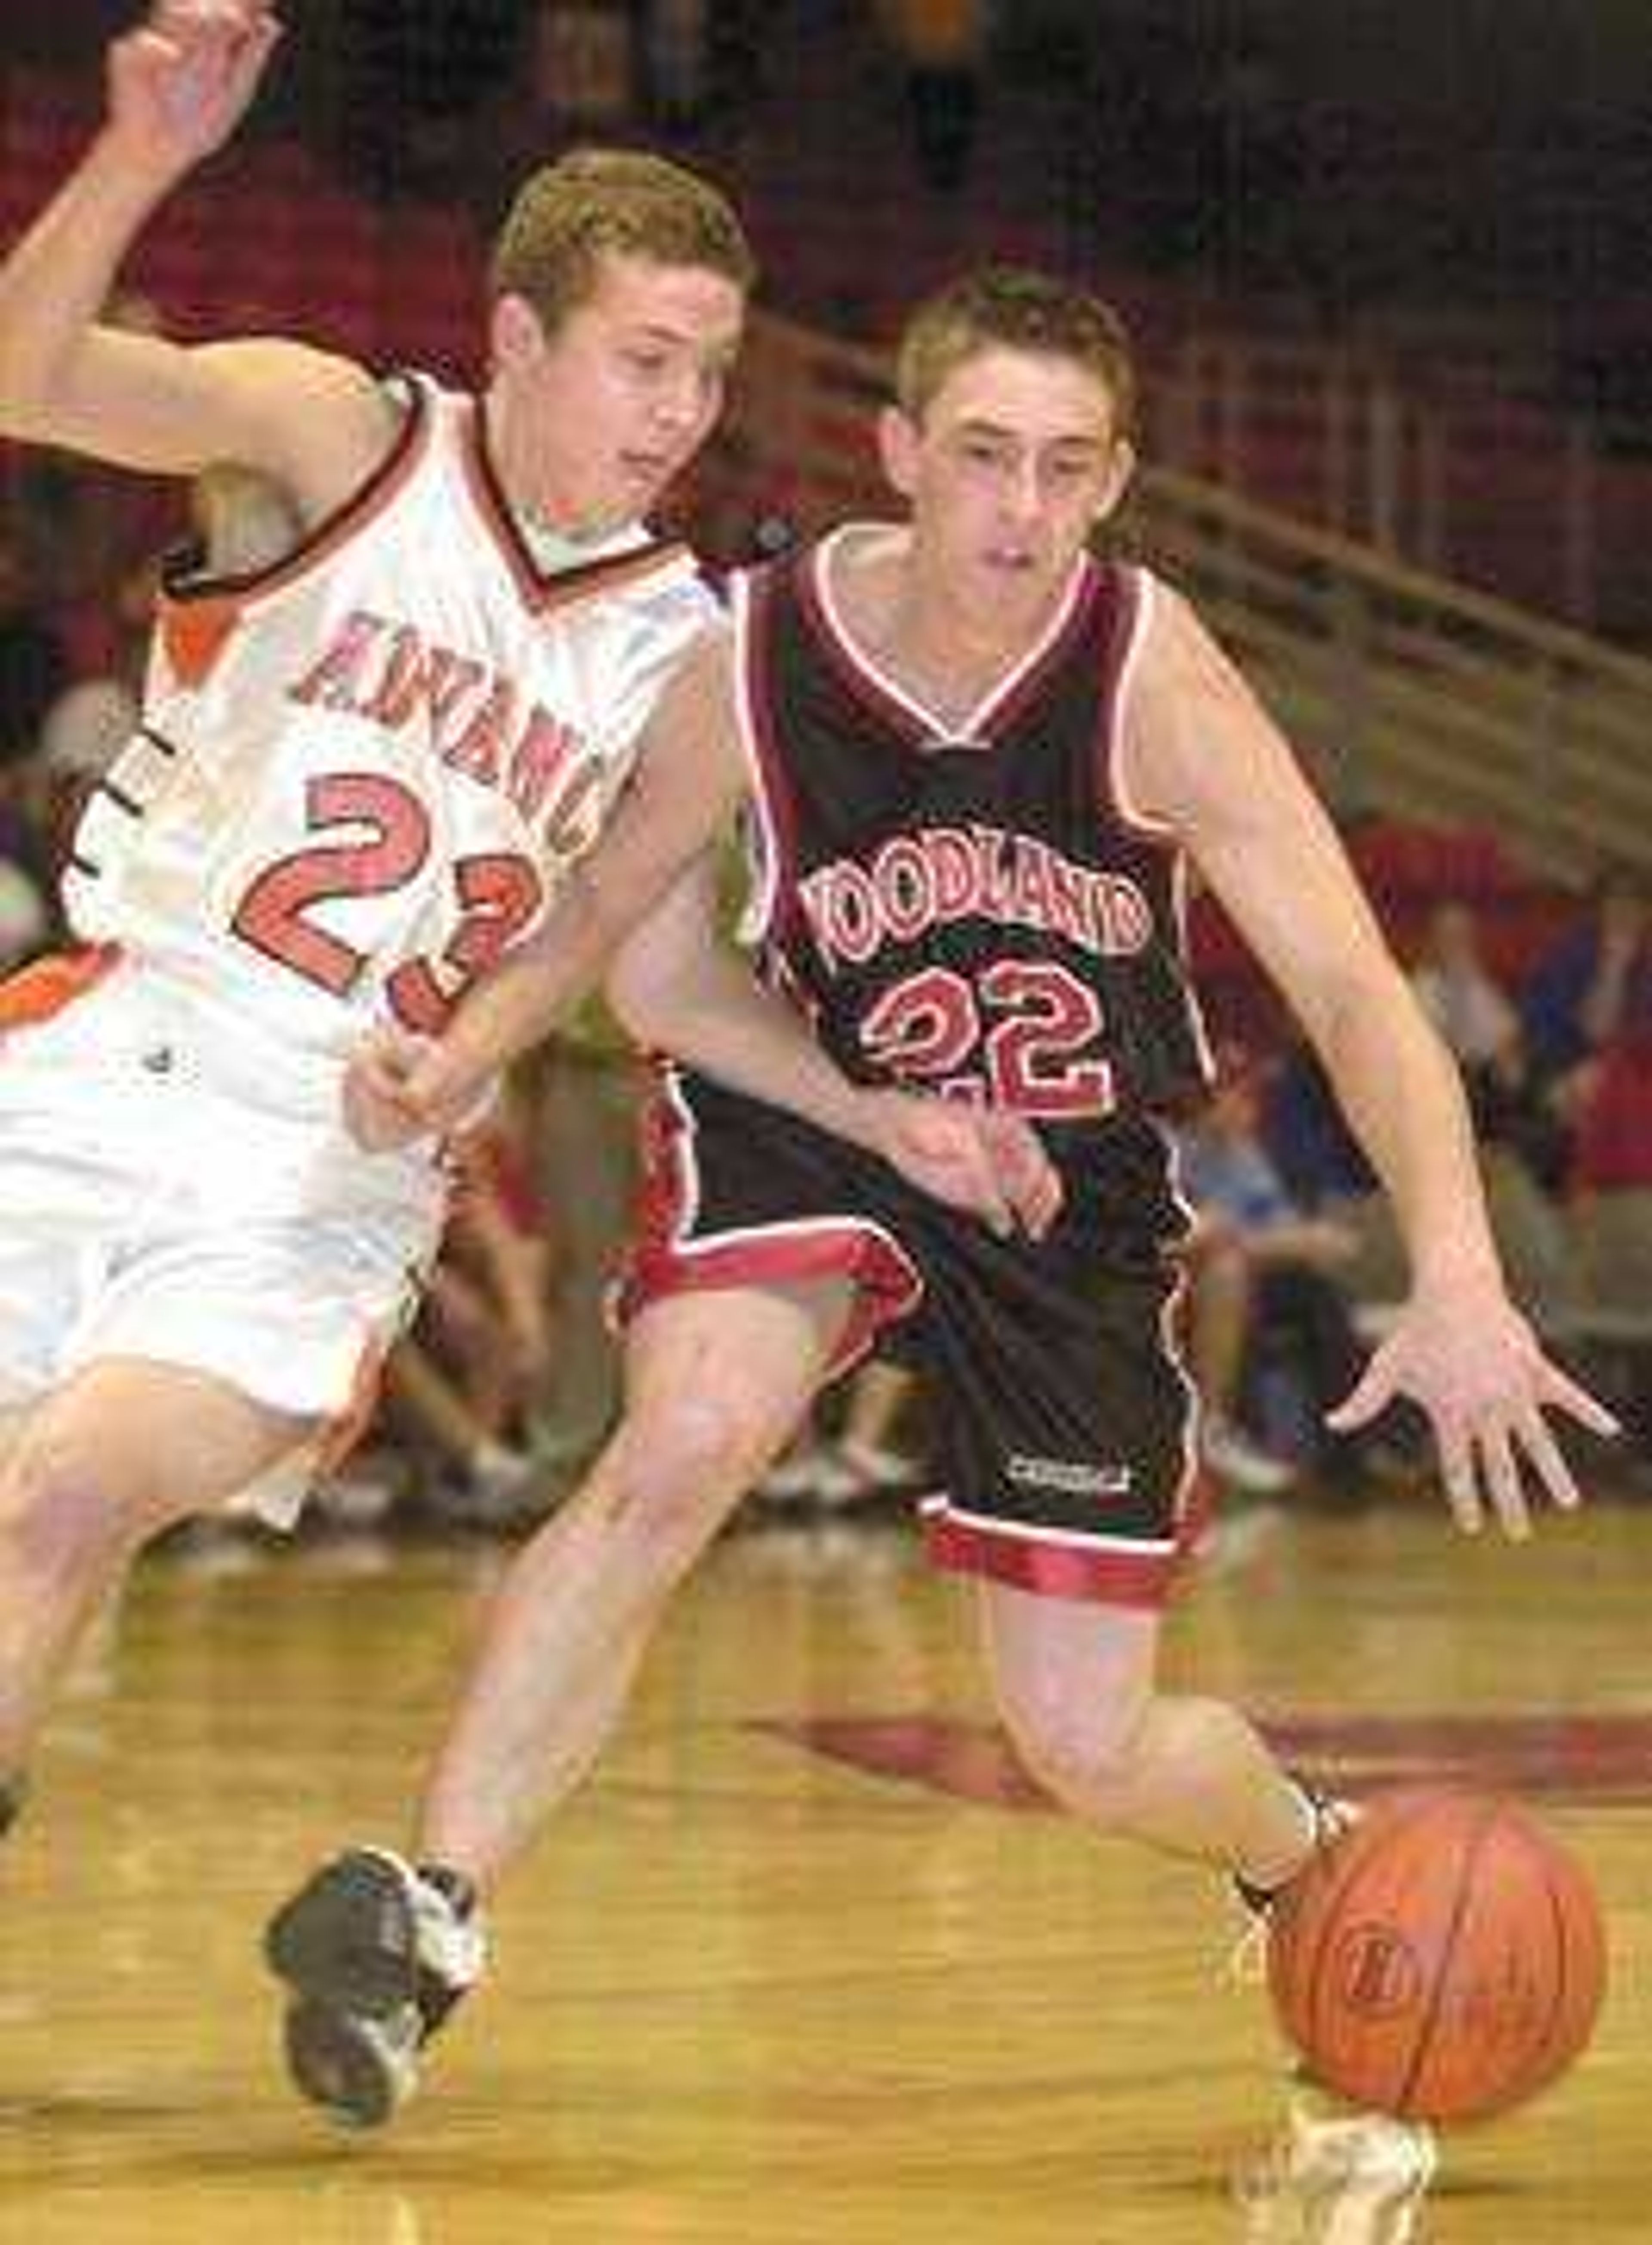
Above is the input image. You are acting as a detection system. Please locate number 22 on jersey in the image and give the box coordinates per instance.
[858,959,1116,1117]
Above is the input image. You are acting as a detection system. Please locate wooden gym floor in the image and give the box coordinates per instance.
[2,1488,1647,2243]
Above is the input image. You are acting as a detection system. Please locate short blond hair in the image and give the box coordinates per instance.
[896,266,1137,439]
[490,148,756,334]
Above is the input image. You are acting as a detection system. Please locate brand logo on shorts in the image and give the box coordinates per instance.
[1006,1453,1133,1498]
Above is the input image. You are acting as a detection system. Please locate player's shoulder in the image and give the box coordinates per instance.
[618,548,727,665]
[1128,565,1202,647]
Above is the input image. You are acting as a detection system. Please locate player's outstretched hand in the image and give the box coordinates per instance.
[865,1092,1062,1239]
[342,1025,487,1152]
[1326,1270,1620,1541]
[106,1,282,181]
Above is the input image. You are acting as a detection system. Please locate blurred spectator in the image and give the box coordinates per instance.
[836,1361,923,1492]
[35,673,139,904]
[7,290,180,678]
[1568,1034,1652,1471]
[877,0,989,191]
[447,1088,560,1444]
[1264,1036,1377,1211]
[1572,1033,1652,1199]
[646,0,711,129]
[0,734,57,921]
[1180,1049,1393,1491]
[1411,899,1522,1085]
[1522,867,1651,1087]
[387,1073,561,1526]
[0,531,67,768]
[0,859,49,972]
[40,676,138,781]
[520,1031,644,1478]
[1411,898,1563,1188]
[0,539,64,948]
[757,1361,924,1510]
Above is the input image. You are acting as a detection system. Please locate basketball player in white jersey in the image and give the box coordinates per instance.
[0,5,1054,1874]
[268,269,1616,2129]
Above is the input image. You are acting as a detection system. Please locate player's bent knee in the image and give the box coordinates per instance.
[0,1437,148,1585]
[608,1387,793,1550]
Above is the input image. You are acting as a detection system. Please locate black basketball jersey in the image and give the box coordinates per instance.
[732,529,1213,1141]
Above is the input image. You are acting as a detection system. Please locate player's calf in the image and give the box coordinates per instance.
[264,1845,486,2127]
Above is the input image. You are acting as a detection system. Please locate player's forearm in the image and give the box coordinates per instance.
[0,136,173,435]
[1317,978,1502,1290]
[438,897,616,1096]
[611,951,880,1153]
[435,821,709,1106]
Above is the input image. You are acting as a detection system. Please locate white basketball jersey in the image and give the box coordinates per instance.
[65,375,717,1061]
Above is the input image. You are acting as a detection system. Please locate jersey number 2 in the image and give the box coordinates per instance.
[231,772,543,1033]
[857,960,1115,1117]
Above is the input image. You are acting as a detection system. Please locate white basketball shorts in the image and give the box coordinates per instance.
[0,951,450,1522]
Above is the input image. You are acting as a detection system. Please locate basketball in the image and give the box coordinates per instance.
[1267,1788,1606,2124]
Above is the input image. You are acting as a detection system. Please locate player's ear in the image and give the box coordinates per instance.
[1092,438,1135,528]
[878,403,921,500]
[490,291,550,375]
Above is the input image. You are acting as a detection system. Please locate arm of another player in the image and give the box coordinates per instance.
[603,855,1061,1239]
[1122,583,1618,1538]
[0,2,392,516]
[345,634,754,1150]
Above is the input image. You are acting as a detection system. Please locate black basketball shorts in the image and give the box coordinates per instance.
[620,1066,1209,1607]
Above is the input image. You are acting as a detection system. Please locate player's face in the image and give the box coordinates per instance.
[493,252,744,535]
[881,347,1132,625]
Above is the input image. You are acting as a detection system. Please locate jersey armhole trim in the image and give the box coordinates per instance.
[731,568,801,948]
[1100,567,1179,848]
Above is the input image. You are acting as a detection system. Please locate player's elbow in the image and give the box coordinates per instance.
[0,283,80,436]
[0,343,58,439]
[602,951,682,1047]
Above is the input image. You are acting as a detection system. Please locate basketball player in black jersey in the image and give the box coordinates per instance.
[268,268,1616,2126]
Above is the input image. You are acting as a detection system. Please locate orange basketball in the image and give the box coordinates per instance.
[1267,1787,1606,2124]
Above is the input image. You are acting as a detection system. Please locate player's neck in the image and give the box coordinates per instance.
[858,537,1057,719]
[483,388,639,557]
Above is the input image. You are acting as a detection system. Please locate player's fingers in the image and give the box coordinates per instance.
[1478,1419,1532,1543]
[342,1085,404,1151]
[1324,1350,1393,1432]
[896,1110,1010,1233]
[360,1022,431,1084]
[117,27,186,76]
[1436,1417,1484,1535]
[404,1069,466,1133]
[232,9,284,74]
[351,1059,413,1117]
[997,1136,1054,1235]
[1512,1405,1584,1515]
[1022,1164,1063,1239]
[982,1112,1060,1238]
[1536,1361,1621,1438]
[154,1,238,49]
[969,1146,1014,1239]
[924,1111,1007,1235]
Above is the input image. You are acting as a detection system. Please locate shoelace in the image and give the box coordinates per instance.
[1228,1909,1272,1985]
